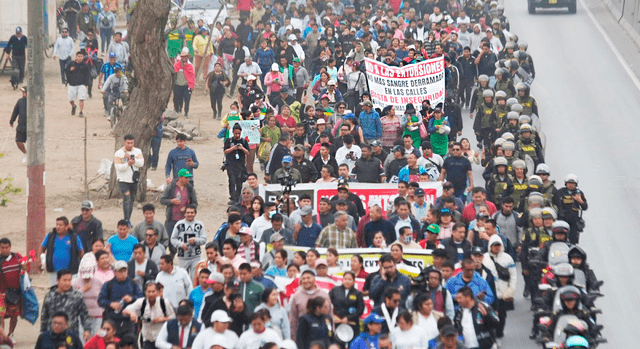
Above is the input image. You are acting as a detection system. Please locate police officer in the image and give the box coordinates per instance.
[493,90,510,127]
[486,157,514,205]
[517,124,544,166]
[469,74,492,115]
[473,89,498,150]
[540,220,572,263]
[494,68,515,98]
[555,175,587,244]
[511,159,528,209]
[536,164,557,206]
[519,207,549,299]
[516,83,539,117]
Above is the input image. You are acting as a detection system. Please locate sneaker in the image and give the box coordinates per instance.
[71,105,76,115]
[88,91,92,98]
[22,154,27,164]
[523,289,530,298]
[79,111,84,118]
[184,112,189,118]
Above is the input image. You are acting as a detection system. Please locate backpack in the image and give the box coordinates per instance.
[140,297,168,319]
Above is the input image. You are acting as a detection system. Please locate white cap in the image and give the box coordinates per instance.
[271,62,279,71]
[286,25,293,30]
[288,34,297,41]
[247,75,257,81]
[211,310,233,323]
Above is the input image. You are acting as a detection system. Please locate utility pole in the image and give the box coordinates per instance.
[26,0,46,258]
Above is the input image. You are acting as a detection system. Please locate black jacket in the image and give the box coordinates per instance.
[442,237,472,263]
[266,143,290,176]
[312,155,339,178]
[160,180,198,222]
[71,215,104,252]
[296,313,333,349]
[329,285,364,336]
[65,60,91,86]
[292,157,318,183]
[454,301,500,349]
[199,290,225,326]
[10,97,27,132]
[127,258,158,285]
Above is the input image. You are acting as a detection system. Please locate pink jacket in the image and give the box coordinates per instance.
[264,71,285,94]
[174,60,196,89]
[73,276,105,318]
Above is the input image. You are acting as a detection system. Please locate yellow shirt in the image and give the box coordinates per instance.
[193,35,213,56]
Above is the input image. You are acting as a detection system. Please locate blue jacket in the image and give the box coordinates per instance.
[165,146,199,179]
[398,165,428,183]
[359,110,382,140]
[351,332,380,349]
[445,272,495,308]
[319,87,344,103]
[255,48,275,70]
[98,278,143,320]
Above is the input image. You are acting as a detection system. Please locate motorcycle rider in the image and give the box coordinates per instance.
[541,207,557,236]
[473,90,498,150]
[555,174,588,244]
[519,208,550,299]
[540,220,572,263]
[567,246,601,293]
[542,263,575,309]
[547,287,599,341]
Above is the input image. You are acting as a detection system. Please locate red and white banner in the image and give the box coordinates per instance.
[364,56,446,113]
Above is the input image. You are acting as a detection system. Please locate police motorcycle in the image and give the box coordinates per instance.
[533,286,606,348]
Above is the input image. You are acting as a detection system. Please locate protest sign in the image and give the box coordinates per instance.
[364,56,446,112]
[229,120,261,145]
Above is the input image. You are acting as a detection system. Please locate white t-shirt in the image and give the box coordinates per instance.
[416,312,439,341]
[134,259,148,288]
[236,328,282,349]
[390,325,429,349]
[461,308,479,348]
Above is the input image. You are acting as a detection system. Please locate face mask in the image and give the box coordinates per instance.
[230,110,238,115]
[98,330,107,337]
[404,236,412,244]
[269,210,277,218]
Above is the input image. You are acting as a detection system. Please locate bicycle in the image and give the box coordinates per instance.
[109,94,127,129]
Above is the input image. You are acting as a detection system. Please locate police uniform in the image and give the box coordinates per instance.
[486,173,514,205]
[473,101,497,149]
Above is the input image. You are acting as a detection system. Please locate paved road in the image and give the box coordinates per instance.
[458,0,640,347]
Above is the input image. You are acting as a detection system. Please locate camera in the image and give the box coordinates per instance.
[345,151,358,161]
[220,161,228,172]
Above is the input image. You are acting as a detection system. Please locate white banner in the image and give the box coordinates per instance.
[364,56,446,113]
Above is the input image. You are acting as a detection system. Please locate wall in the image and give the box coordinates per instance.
[605,0,640,47]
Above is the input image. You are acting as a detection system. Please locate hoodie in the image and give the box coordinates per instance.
[482,235,516,300]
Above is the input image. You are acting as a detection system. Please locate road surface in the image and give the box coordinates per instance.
[458,0,640,347]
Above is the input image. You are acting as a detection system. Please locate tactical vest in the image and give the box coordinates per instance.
[480,102,495,129]
[495,79,513,98]
[490,174,511,204]
[494,104,509,127]
[512,178,528,206]
[518,95,535,116]
[541,182,556,207]
[475,86,490,111]
[517,138,538,160]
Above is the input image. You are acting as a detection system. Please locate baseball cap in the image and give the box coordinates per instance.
[20,86,26,93]
[211,309,233,323]
[432,249,448,258]
[292,57,301,63]
[426,223,439,235]
[440,208,452,215]
[368,200,381,209]
[282,155,293,163]
[360,100,373,107]
[300,205,313,216]
[371,140,382,147]
[15,27,22,33]
[476,212,489,220]
[316,259,328,267]
[364,313,385,324]
[250,261,261,269]
[288,34,297,41]
[109,52,117,58]
[327,80,337,86]
[114,260,128,271]
[335,199,349,207]
[414,188,425,196]
[269,233,285,242]
[180,47,190,56]
[239,226,252,235]
[471,246,485,255]
[392,145,404,153]
[293,144,306,152]
[485,27,493,32]
[320,94,330,100]
[81,200,94,209]
[317,119,327,125]
[226,280,240,289]
[442,181,454,189]
[441,324,458,336]
[178,168,193,177]
[205,272,225,284]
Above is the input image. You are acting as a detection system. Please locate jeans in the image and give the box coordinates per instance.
[149,136,162,168]
[100,28,113,53]
[459,80,474,106]
[227,166,244,202]
[118,181,137,222]
[173,85,191,114]
[59,58,71,84]
[210,90,224,118]
[164,219,178,257]
[13,55,25,83]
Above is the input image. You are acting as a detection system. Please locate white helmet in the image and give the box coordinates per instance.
[535,163,550,175]
[565,173,579,185]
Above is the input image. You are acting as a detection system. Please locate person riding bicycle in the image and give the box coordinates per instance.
[101,67,128,116]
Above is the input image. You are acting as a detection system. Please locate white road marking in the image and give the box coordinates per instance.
[579,0,640,93]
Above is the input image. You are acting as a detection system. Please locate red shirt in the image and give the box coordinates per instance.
[461,201,498,223]
[0,253,22,292]
[276,115,297,135]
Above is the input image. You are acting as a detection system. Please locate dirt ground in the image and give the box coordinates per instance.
[0,46,244,347]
